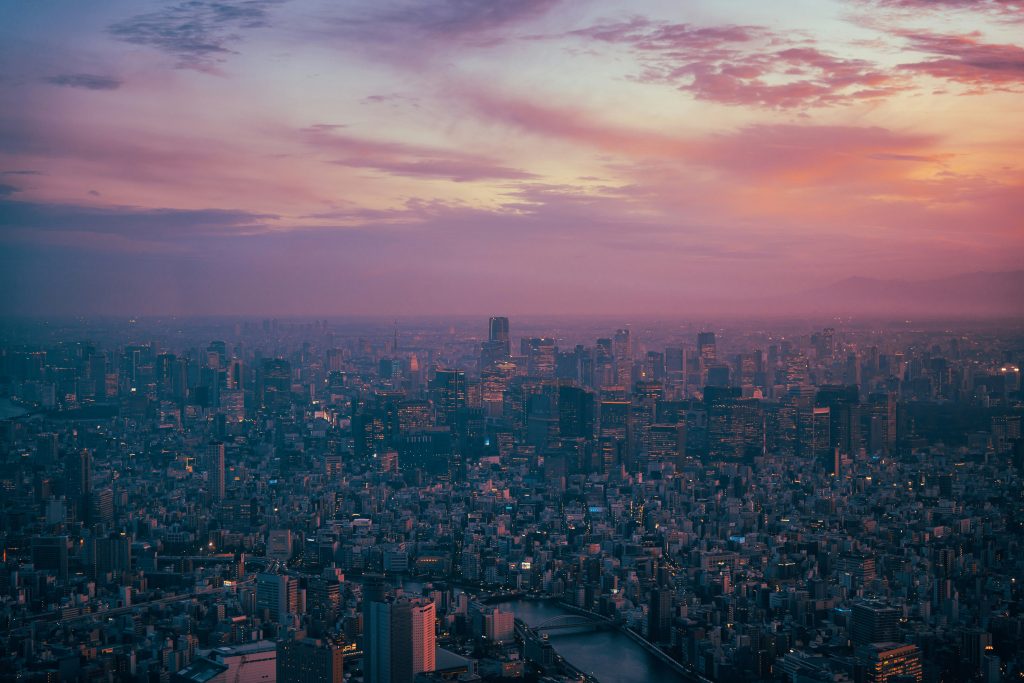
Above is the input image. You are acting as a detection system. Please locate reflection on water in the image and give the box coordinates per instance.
[501,599,685,683]
[399,580,684,683]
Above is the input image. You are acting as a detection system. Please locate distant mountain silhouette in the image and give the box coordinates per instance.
[796,270,1024,317]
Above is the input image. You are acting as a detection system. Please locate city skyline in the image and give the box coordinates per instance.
[2,0,1023,317]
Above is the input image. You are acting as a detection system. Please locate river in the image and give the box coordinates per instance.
[0,398,28,420]
[494,598,685,683]
[400,579,684,683]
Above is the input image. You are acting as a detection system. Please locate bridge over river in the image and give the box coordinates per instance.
[495,597,704,683]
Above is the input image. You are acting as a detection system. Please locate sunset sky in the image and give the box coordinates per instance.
[1,0,1022,316]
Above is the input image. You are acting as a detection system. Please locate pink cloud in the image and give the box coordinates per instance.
[568,18,907,108]
[458,89,692,158]
[691,124,942,185]
[869,0,1024,22]
[301,125,537,182]
[897,30,1024,89]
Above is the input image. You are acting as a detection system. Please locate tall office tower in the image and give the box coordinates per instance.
[362,573,390,672]
[156,352,176,397]
[66,448,92,520]
[783,352,810,388]
[203,442,226,502]
[851,601,900,646]
[394,598,436,683]
[208,340,227,368]
[257,358,292,414]
[88,488,114,526]
[857,643,923,683]
[367,597,436,683]
[613,329,632,391]
[66,448,91,499]
[36,433,58,465]
[480,340,503,372]
[817,385,862,457]
[644,351,665,381]
[599,397,631,472]
[480,362,516,418]
[32,536,69,583]
[633,380,662,456]
[706,386,755,461]
[706,363,731,388]
[221,388,245,422]
[698,332,717,363]
[489,317,510,355]
[558,385,595,440]
[648,587,673,643]
[797,406,831,461]
[524,338,556,378]
[91,533,132,578]
[256,573,298,622]
[665,346,685,375]
[481,317,509,368]
[432,368,466,427]
[649,422,687,468]
[277,637,345,683]
[326,348,346,372]
[226,358,243,390]
[867,391,897,454]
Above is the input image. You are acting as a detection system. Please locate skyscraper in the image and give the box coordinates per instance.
[66,448,92,521]
[367,597,436,683]
[256,573,298,622]
[558,384,595,440]
[432,369,466,427]
[481,317,511,369]
[66,448,91,501]
[257,358,292,414]
[204,441,226,502]
[489,317,510,353]
[613,329,632,391]
[648,587,673,643]
[698,332,717,363]
[524,337,556,378]
[32,536,69,584]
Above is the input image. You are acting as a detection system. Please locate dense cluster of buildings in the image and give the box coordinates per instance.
[0,316,1021,683]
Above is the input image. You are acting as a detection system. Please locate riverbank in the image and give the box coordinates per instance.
[495,598,686,683]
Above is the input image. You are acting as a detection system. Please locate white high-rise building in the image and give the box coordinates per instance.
[366,597,435,683]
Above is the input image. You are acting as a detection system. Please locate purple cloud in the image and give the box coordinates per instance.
[569,17,906,108]
[302,125,537,182]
